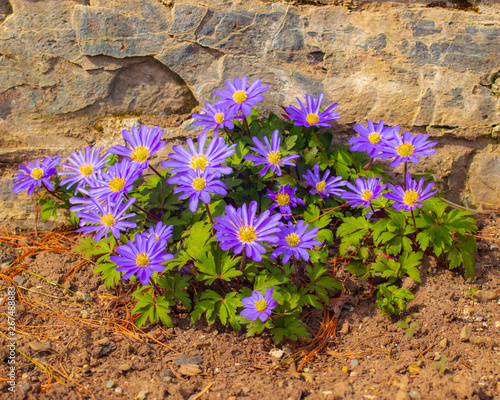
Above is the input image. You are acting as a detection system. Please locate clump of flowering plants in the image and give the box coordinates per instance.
[13,78,478,343]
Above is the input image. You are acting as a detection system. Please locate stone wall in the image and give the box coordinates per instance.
[1,0,499,228]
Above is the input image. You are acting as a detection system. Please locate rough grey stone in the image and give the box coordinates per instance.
[1,0,500,226]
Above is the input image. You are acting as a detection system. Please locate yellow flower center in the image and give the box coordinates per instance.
[135,252,151,267]
[306,113,320,125]
[130,146,150,163]
[285,233,301,247]
[108,177,126,192]
[100,213,115,227]
[267,151,282,164]
[276,193,290,206]
[192,177,207,191]
[361,189,373,200]
[238,225,257,244]
[232,90,247,104]
[403,189,419,206]
[148,233,160,241]
[79,163,94,176]
[368,132,381,144]
[254,298,268,312]
[189,154,209,172]
[396,142,415,157]
[30,168,44,180]
[316,181,326,192]
[214,113,225,124]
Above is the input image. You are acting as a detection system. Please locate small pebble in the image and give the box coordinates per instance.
[409,390,421,399]
[76,291,93,302]
[137,390,148,400]
[396,390,411,400]
[490,244,498,251]
[115,387,122,394]
[340,321,350,335]
[439,338,448,348]
[460,325,472,342]
[118,363,132,372]
[94,338,110,346]
[81,310,90,319]
[106,380,114,388]
[13,275,26,286]
[350,359,359,368]
[269,349,284,359]
[434,355,441,361]
[242,387,250,394]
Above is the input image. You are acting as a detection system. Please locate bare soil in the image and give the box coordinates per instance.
[1,214,499,400]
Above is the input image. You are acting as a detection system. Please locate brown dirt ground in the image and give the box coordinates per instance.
[1,214,500,400]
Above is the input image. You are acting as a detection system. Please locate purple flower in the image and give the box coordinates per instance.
[285,93,340,127]
[348,120,396,158]
[59,146,111,194]
[192,103,238,134]
[76,194,137,242]
[141,221,174,247]
[244,130,300,177]
[383,173,437,212]
[89,159,144,202]
[270,220,321,264]
[379,130,437,168]
[213,201,282,262]
[265,185,305,220]
[168,168,228,212]
[240,286,278,322]
[214,76,268,117]
[341,177,386,209]
[108,125,166,168]
[12,156,62,196]
[302,164,346,198]
[111,234,174,285]
[161,132,236,176]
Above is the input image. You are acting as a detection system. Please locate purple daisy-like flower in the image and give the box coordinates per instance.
[108,125,166,168]
[240,286,278,322]
[265,184,305,220]
[59,146,111,195]
[161,132,236,176]
[348,120,397,158]
[192,103,238,135]
[270,220,321,264]
[383,173,437,212]
[379,130,437,168]
[284,93,340,128]
[76,194,137,242]
[244,130,300,177]
[214,76,268,117]
[213,201,282,262]
[12,156,62,196]
[89,159,144,202]
[168,168,228,212]
[141,221,174,247]
[302,164,347,198]
[341,177,386,209]
[111,233,174,285]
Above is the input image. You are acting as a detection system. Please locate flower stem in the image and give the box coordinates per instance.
[42,182,64,201]
[205,203,216,235]
[125,194,160,222]
[224,127,234,143]
[149,164,163,178]
[404,161,408,190]
[411,208,418,234]
[363,156,374,170]
[243,117,251,136]
[239,247,247,271]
